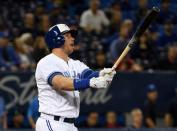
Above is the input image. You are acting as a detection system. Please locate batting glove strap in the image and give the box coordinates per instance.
[73,79,90,90]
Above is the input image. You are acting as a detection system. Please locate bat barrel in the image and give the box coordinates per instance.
[133,7,160,39]
[112,6,160,70]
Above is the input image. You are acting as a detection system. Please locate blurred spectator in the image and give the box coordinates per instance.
[34,4,45,18]
[135,0,149,25]
[67,0,87,16]
[80,0,110,34]
[0,96,7,129]
[49,4,62,24]
[148,26,160,49]
[19,33,34,54]
[121,0,132,11]
[109,1,121,13]
[106,2,122,35]
[8,108,26,129]
[108,9,122,35]
[84,36,104,67]
[157,0,177,25]
[81,112,101,128]
[131,33,158,69]
[20,13,38,38]
[154,45,177,71]
[157,20,177,47]
[123,19,134,35]
[103,19,133,51]
[130,108,144,128]
[49,2,70,25]
[93,50,107,69]
[27,96,40,129]
[12,112,24,129]
[143,84,158,128]
[37,14,51,35]
[130,62,143,72]
[0,21,9,38]
[105,111,120,128]
[32,36,49,63]
[110,20,130,61]
[0,35,19,71]
[164,83,177,127]
[13,38,34,70]
[117,56,143,72]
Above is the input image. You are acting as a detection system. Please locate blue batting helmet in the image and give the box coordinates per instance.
[45,24,77,51]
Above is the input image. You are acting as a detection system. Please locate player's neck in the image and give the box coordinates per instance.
[52,49,69,62]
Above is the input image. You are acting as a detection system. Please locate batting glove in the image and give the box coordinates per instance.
[89,75,114,89]
[100,68,116,78]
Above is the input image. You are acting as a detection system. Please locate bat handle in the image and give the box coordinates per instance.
[111,37,136,71]
[112,57,122,71]
[111,44,133,71]
[111,67,116,71]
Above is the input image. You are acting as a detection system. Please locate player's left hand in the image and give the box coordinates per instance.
[99,68,116,78]
[89,74,114,89]
[103,74,114,87]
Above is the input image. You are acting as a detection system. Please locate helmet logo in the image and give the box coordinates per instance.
[54,30,58,35]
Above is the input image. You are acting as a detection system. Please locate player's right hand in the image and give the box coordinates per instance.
[89,75,114,89]
[99,68,116,78]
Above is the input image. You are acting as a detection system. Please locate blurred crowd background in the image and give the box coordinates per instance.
[0,0,177,130]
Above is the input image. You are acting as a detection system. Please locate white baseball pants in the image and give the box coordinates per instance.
[36,114,78,131]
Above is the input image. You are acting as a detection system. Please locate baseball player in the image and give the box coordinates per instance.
[35,24,116,131]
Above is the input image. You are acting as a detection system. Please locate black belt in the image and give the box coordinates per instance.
[54,116,75,123]
[41,113,75,124]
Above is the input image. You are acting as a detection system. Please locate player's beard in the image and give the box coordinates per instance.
[62,43,74,55]
[68,45,74,55]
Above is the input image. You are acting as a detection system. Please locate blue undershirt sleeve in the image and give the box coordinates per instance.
[81,69,99,79]
[73,79,90,90]
[87,71,99,78]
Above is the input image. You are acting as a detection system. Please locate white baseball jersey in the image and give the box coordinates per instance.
[35,53,89,118]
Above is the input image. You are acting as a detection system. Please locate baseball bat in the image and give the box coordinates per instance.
[112,7,160,70]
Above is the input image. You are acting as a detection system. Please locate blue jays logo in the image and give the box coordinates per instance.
[54,30,58,36]
[63,71,81,78]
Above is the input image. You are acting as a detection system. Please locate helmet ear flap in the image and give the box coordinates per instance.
[54,33,65,47]
[51,26,65,47]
